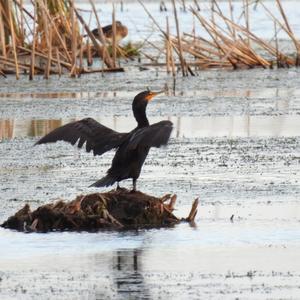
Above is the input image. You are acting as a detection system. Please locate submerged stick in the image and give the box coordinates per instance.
[185,198,199,222]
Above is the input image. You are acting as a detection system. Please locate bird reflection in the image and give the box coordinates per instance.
[112,249,150,299]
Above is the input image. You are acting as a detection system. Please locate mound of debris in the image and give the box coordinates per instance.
[1,189,198,232]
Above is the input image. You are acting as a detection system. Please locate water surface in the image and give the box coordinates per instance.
[1,65,300,299]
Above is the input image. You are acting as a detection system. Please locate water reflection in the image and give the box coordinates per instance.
[1,115,300,141]
[0,88,299,101]
[111,249,150,299]
[30,120,65,137]
[0,119,66,140]
[0,91,136,101]
[0,120,14,139]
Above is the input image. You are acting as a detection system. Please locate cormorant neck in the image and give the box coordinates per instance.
[133,108,149,128]
[132,93,151,128]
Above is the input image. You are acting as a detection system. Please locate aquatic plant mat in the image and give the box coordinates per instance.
[1,189,198,232]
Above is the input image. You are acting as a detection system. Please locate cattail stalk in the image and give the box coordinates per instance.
[8,0,19,79]
[112,4,117,68]
[171,0,187,76]
[70,0,77,77]
[29,0,37,80]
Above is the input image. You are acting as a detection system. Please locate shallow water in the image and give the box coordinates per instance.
[75,0,300,43]
[2,0,300,295]
[3,115,300,140]
[1,65,300,298]
[1,67,300,119]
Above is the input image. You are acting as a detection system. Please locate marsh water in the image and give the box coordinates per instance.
[1,67,300,299]
[1,0,300,299]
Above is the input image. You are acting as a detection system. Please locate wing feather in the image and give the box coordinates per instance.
[35,118,127,156]
[127,120,173,150]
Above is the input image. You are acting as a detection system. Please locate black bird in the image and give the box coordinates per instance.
[35,91,173,191]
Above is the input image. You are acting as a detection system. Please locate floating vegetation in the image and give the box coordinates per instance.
[1,189,199,232]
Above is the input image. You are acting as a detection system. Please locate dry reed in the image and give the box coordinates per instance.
[0,0,125,79]
[139,0,300,74]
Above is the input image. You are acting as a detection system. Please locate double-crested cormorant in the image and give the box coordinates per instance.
[88,21,128,44]
[35,91,173,191]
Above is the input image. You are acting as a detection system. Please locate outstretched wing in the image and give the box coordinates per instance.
[127,120,173,150]
[35,118,127,156]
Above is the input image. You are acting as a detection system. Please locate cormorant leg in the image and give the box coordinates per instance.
[132,179,137,192]
[117,182,121,190]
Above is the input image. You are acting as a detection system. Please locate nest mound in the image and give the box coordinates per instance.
[1,189,198,232]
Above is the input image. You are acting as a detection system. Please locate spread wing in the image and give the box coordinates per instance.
[35,118,127,156]
[127,120,173,150]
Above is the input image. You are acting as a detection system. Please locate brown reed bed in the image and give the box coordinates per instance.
[2,1,299,79]
[140,0,300,76]
[0,0,136,79]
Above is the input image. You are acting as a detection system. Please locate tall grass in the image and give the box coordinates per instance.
[0,0,125,79]
[140,0,300,76]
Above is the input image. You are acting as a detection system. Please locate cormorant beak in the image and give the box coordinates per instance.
[145,90,165,102]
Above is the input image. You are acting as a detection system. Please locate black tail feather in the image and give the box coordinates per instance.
[89,174,117,188]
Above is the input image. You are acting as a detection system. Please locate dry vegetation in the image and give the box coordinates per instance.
[1,189,199,232]
[141,0,300,76]
[1,0,299,79]
[0,0,132,79]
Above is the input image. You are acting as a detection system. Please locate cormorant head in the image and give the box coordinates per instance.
[132,90,164,127]
[132,90,164,109]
